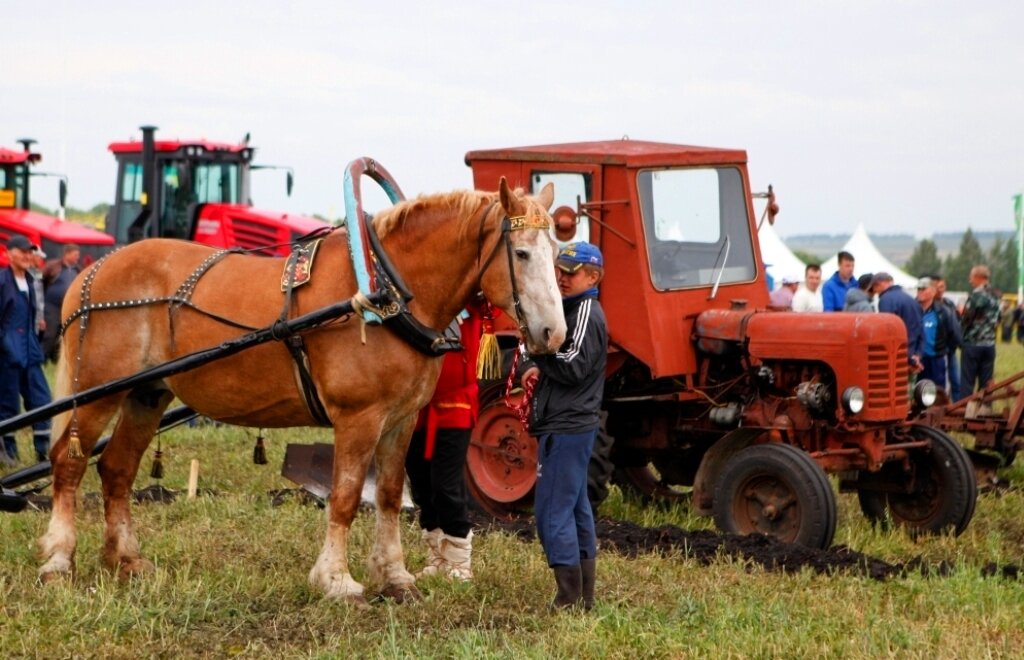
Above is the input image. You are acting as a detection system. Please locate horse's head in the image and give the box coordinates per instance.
[481,178,567,355]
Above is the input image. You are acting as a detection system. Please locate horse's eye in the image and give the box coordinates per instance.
[515,249,530,261]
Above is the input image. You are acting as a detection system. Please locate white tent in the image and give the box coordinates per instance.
[820,223,917,289]
[758,221,807,288]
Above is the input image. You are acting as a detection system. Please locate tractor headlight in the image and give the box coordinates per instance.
[914,379,937,407]
[842,387,865,414]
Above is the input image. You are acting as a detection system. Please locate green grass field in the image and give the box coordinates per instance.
[3,347,1024,658]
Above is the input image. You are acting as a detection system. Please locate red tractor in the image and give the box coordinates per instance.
[104,126,326,252]
[0,139,115,266]
[463,139,976,548]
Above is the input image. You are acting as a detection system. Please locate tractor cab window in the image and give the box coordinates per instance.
[0,164,27,209]
[114,162,145,243]
[638,167,756,291]
[531,171,591,246]
[193,160,240,204]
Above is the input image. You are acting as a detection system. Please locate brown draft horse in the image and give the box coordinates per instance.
[39,179,566,605]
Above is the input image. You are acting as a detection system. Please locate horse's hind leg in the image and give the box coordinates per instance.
[39,397,124,582]
[369,415,419,602]
[97,386,174,579]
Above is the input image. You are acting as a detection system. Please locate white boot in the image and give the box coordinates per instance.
[416,528,445,578]
[437,531,473,581]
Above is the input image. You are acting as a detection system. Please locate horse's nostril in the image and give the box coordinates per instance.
[544,327,554,343]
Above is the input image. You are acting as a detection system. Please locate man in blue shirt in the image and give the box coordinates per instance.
[822,251,857,312]
[916,277,961,392]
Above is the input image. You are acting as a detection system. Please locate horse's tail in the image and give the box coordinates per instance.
[50,339,74,445]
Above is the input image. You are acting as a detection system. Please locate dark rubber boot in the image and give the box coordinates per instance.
[580,558,596,611]
[551,564,582,609]
[2,436,19,466]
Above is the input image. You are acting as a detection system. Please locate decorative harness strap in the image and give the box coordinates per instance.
[273,239,332,426]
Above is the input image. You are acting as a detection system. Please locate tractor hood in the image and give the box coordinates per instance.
[193,203,328,255]
[695,308,910,420]
[0,208,115,246]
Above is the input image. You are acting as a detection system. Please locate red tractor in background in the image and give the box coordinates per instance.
[0,139,115,266]
[104,126,326,252]
[463,139,977,549]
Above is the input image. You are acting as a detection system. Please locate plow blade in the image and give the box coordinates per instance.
[281,443,414,508]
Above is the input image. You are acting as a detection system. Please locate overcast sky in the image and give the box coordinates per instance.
[4,1,1022,238]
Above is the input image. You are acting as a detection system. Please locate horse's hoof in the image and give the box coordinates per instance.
[38,568,73,585]
[117,557,155,580]
[38,557,74,584]
[378,583,422,604]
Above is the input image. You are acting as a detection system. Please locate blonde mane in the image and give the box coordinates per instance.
[372,189,492,239]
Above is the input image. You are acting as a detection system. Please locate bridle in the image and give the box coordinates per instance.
[475,201,552,341]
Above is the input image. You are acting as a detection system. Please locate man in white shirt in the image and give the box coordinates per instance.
[791,263,824,313]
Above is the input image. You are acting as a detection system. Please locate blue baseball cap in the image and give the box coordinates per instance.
[556,242,603,272]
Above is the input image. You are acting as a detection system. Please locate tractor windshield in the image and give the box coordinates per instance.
[638,167,756,291]
[0,164,27,209]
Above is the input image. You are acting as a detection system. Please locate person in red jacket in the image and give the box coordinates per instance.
[405,300,494,580]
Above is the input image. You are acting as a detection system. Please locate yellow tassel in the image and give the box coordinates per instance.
[68,432,85,459]
[476,332,502,380]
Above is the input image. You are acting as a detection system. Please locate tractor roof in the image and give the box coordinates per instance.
[108,139,250,155]
[464,139,748,168]
[0,147,39,165]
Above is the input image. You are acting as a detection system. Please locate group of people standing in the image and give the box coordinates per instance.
[771,250,1001,404]
[0,236,80,467]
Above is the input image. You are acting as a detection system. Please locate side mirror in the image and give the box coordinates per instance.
[59,179,68,209]
[286,171,294,197]
[552,205,578,242]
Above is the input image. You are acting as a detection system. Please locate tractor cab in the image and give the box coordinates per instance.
[466,139,769,378]
[106,126,324,254]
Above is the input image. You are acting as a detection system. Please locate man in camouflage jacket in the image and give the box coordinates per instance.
[960,265,1000,398]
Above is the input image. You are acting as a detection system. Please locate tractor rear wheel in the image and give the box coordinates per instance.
[464,392,537,519]
[712,443,837,549]
[857,425,976,536]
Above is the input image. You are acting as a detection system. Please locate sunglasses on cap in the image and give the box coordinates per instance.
[556,260,586,274]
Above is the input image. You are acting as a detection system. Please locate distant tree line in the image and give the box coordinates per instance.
[904,228,1019,293]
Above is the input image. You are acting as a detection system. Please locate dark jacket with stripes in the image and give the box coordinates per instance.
[527,291,607,435]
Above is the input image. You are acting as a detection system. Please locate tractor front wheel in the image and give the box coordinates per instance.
[713,443,837,549]
[857,425,976,536]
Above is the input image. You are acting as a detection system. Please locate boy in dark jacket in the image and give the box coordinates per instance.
[521,242,607,610]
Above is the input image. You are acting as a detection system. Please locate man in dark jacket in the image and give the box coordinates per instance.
[873,272,923,373]
[916,277,962,391]
[521,242,607,610]
[0,235,53,465]
[41,243,80,362]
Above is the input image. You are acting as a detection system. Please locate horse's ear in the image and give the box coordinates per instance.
[537,182,555,211]
[498,176,514,212]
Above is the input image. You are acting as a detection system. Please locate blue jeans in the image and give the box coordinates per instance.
[921,355,947,396]
[947,349,962,401]
[534,430,597,567]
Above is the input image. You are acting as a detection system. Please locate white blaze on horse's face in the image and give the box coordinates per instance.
[497,179,567,354]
